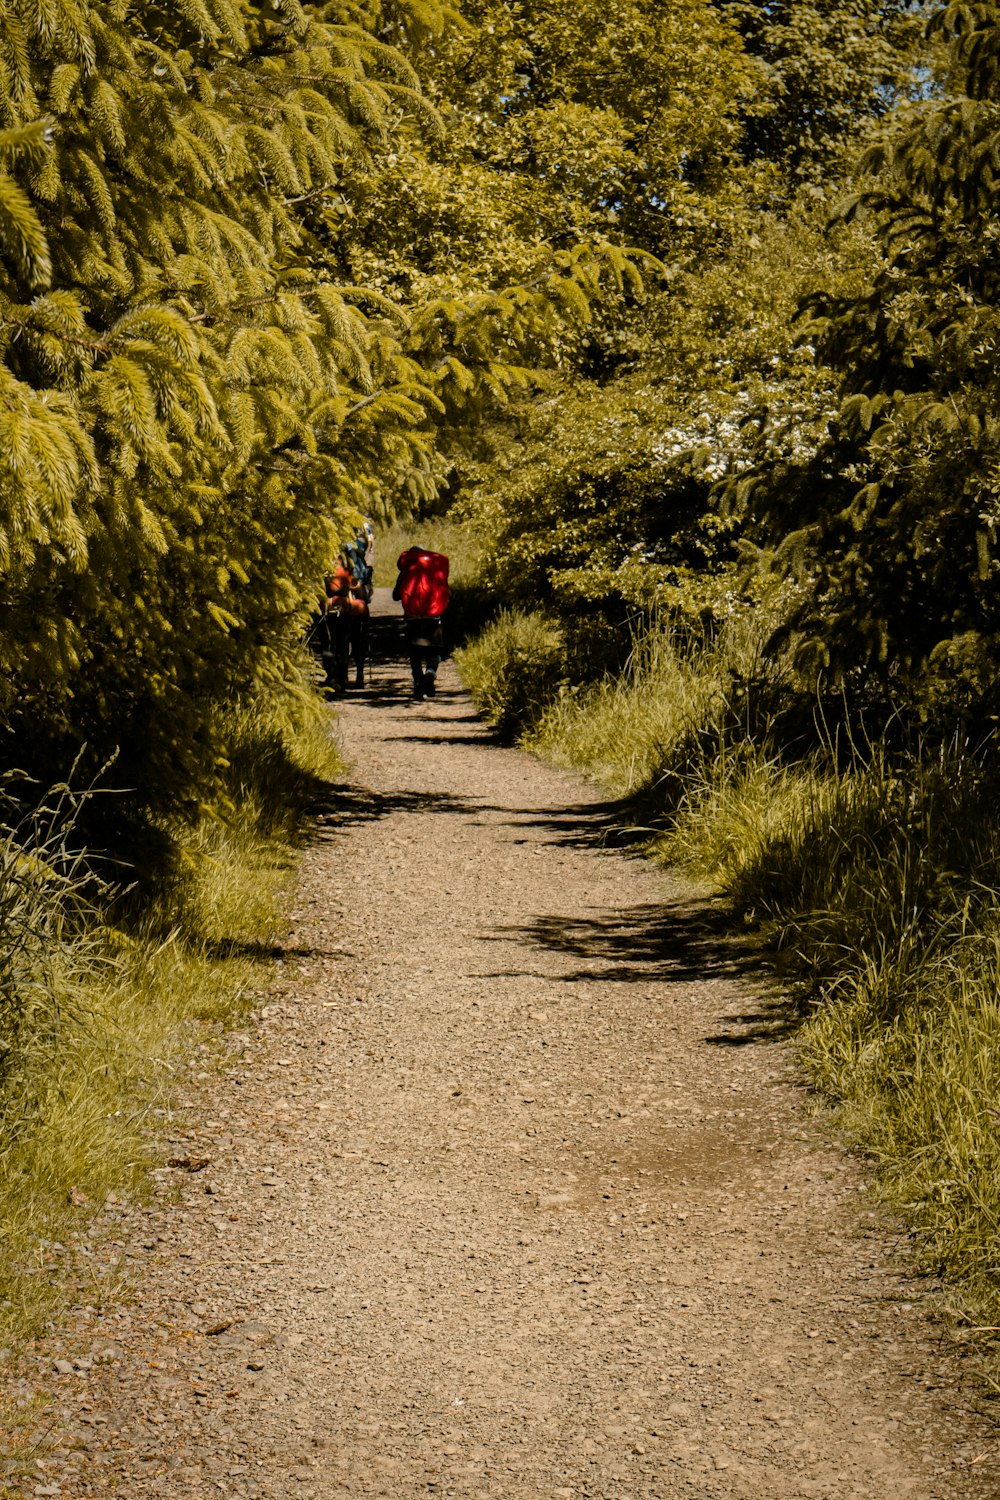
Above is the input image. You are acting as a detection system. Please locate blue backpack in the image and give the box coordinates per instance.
[344,521,374,600]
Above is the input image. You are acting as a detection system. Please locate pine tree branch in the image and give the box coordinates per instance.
[186,285,328,324]
[186,282,405,326]
[1,316,113,354]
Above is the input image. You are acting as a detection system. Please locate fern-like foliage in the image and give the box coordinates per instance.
[0,0,641,862]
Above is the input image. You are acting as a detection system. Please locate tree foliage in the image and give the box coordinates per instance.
[322,0,759,430]
[455,0,921,640]
[0,0,960,862]
[420,0,757,254]
[0,0,638,858]
[736,2,1000,711]
[723,0,929,181]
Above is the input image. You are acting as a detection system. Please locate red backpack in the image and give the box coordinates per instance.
[395,548,450,617]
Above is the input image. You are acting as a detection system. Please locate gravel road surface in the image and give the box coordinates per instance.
[16,638,994,1499]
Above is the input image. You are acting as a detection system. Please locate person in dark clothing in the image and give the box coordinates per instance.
[341,521,374,688]
[392,546,450,701]
[322,555,368,696]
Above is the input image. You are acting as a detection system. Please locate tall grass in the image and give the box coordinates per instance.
[169,674,340,944]
[806,930,1000,1310]
[455,609,568,739]
[526,622,732,793]
[459,606,1000,1324]
[0,779,104,1140]
[373,517,485,588]
[525,604,782,797]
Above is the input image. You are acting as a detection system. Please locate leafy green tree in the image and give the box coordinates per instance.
[446,0,756,253]
[0,0,637,861]
[378,0,766,595]
[451,0,910,638]
[333,0,758,400]
[736,2,1000,710]
[467,382,737,615]
[721,0,929,182]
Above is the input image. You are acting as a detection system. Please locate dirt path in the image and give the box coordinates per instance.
[20,637,995,1499]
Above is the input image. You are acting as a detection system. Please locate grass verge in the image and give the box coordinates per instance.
[0,677,343,1349]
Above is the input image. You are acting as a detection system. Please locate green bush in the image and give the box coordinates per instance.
[455,609,568,739]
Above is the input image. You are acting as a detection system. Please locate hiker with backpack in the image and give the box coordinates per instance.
[321,532,371,696]
[345,519,375,602]
[341,519,374,687]
[392,545,450,701]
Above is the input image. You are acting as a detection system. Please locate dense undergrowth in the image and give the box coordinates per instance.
[458,606,1000,1327]
[0,674,342,1346]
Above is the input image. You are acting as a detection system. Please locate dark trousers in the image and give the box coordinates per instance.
[405,616,443,692]
[321,611,369,693]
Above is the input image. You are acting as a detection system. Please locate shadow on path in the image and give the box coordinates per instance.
[315,786,650,851]
[200,938,335,962]
[481,901,797,1044]
[382,734,495,747]
[499,799,652,851]
[321,690,797,1046]
[312,784,483,830]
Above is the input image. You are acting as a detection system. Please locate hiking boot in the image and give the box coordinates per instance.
[354,668,365,688]
[423,673,436,698]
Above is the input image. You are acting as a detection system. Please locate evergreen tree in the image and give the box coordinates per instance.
[0,0,435,833]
